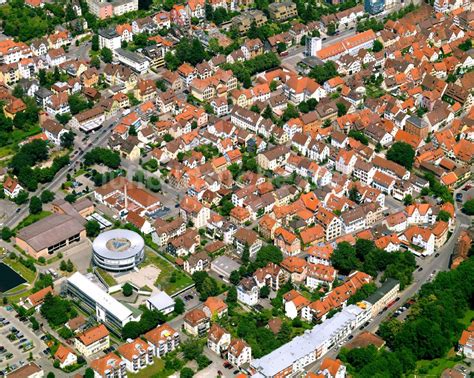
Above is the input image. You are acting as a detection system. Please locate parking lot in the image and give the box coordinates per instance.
[456,183,474,205]
[0,307,46,372]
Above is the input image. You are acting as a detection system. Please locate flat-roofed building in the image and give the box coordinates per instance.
[15,214,85,259]
[67,272,141,332]
[114,48,150,74]
[251,304,371,377]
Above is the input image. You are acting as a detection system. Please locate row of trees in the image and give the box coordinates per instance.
[341,256,474,376]
[83,147,121,169]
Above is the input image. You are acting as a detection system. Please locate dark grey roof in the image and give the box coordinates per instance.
[17,214,85,252]
[366,278,399,305]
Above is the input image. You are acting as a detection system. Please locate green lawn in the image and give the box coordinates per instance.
[459,309,474,328]
[366,84,385,99]
[411,356,461,377]
[3,257,36,283]
[15,211,52,231]
[143,250,193,295]
[96,267,118,287]
[0,126,42,160]
[129,358,169,378]
[73,168,87,178]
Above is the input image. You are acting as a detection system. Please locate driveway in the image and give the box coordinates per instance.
[0,306,47,368]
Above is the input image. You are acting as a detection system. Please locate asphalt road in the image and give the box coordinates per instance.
[308,197,472,372]
[4,115,118,229]
[0,306,46,370]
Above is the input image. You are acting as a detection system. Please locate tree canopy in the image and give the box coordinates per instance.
[386,142,415,170]
[84,147,121,168]
[343,257,474,377]
[462,199,474,215]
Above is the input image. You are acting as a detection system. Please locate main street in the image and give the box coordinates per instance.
[4,111,123,229]
[308,197,472,373]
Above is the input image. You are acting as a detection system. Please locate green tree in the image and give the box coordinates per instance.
[29,196,42,215]
[68,94,90,115]
[386,142,415,170]
[372,39,384,52]
[60,260,67,271]
[1,227,13,241]
[66,259,74,272]
[122,283,133,297]
[255,245,283,267]
[260,285,270,298]
[336,102,348,116]
[241,243,250,264]
[436,210,451,222]
[174,297,185,314]
[180,367,194,378]
[309,61,338,84]
[15,190,29,204]
[277,321,292,343]
[276,42,287,54]
[230,270,241,285]
[91,34,99,51]
[100,47,113,63]
[84,368,94,378]
[182,339,203,360]
[327,22,337,35]
[403,194,414,206]
[331,242,361,275]
[227,286,237,304]
[40,293,76,327]
[228,163,241,179]
[60,131,75,149]
[64,194,76,203]
[41,190,55,203]
[282,103,299,122]
[349,186,361,203]
[12,85,24,99]
[463,199,474,215]
[348,130,368,145]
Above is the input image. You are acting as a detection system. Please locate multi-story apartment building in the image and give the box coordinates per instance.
[268,1,298,21]
[67,273,141,333]
[90,353,127,378]
[74,325,110,357]
[145,324,181,357]
[117,338,154,373]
